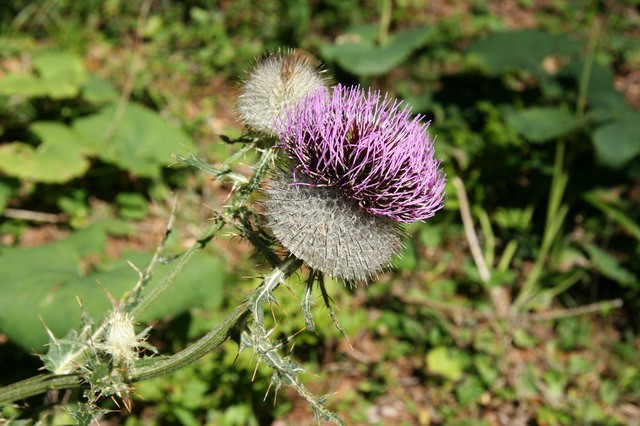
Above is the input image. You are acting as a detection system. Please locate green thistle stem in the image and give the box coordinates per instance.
[0,257,302,404]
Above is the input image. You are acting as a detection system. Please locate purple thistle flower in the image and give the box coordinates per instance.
[275,84,445,223]
[263,84,446,283]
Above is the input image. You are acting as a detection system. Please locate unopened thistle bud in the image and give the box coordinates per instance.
[101,311,140,369]
[237,50,330,136]
[264,85,446,283]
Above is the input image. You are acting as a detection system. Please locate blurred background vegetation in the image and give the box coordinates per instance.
[1,0,639,424]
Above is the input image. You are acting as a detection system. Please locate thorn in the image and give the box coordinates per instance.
[252,360,261,382]
[249,348,256,365]
[232,350,241,366]
[122,393,132,413]
[126,259,144,279]
[347,340,354,352]
[272,297,288,317]
[96,280,118,309]
[39,316,56,342]
[289,327,306,341]
[264,380,273,402]
[111,395,122,409]
[273,386,279,407]
[284,283,300,303]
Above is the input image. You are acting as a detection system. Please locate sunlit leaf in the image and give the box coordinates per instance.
[73,103,196,177]
[32,51,87,98]
[82,75,120,104]
[0,222,225,351]
[426,346,464,381]
[0,122,90,183]
[0,51,86,99]
[320,25,436,76]
[0,74,48,97]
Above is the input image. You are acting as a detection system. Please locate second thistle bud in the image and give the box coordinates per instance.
[101,311,141,369]
[237,49,330,136]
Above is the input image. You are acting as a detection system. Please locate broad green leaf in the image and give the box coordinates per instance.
[73,103,196,177]
[466,29,582,75]
[583,243,637,288]
[561,61,616,96]
[82,75,121,104]
[31,121,97,155]
[560,61,637,123]
[505,107,582,143]
[426,346,464,381]
[319,25,379,62]
[0,122,90,183]
[0,51,86,99]
[589,90,636,122]
[320,25,436,76]
[32,51,87,98]
[0,74,48,97]
[0,222,225,351]
[592,115,640,168]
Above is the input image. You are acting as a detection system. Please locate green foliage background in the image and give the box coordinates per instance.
[1,0,639,425]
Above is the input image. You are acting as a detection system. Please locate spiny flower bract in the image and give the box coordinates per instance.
[237,49,330,136]
[263,169,402,283]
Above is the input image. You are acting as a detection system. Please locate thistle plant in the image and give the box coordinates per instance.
[0,50,445,425]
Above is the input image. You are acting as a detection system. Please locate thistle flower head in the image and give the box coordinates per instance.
[276,84,446,223]
[237,49,330,135]
[263,84,446,283]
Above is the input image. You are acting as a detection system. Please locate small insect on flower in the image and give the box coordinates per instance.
[237,49,331,136]
[264,84,446,284]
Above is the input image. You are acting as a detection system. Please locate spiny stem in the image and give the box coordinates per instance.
[134,146,276,316]
[131,218,225,316]
[0,257,303,404]
[124,196,178,309]
[0,374,82,405]
[302,271,318,333]
[251,257,303,327]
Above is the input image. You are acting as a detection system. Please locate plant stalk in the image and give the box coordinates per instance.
[0,257,302,405]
